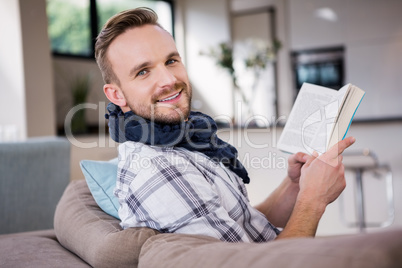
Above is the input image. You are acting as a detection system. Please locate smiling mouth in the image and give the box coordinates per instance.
[158,91,181,102]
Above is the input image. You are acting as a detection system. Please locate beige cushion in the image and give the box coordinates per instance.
[54,180,159,268]
[55,180,402,268]
[140,229,402,268]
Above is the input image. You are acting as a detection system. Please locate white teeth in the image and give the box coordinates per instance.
[160,92,180,102]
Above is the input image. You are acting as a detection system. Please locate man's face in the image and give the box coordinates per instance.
[106,24,192,124]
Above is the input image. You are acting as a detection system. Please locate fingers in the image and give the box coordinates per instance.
[303,151,318,166]
[338,136,356,154]
[292,152,309,164]
[295,135,354,169]
[326,136,356,159]
[316,137,354,167]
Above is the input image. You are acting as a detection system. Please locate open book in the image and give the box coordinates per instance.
[277,83,365,154]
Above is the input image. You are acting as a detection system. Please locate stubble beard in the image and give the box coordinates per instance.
[128,82,192,125]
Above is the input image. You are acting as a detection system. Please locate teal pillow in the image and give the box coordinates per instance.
[80,158,120,219]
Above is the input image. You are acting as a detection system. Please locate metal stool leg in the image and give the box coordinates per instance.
[355,168,366,232]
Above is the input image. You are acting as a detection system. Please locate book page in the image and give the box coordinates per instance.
[277,83,346,154]
[327,85,365,149]
[325,84,352,149]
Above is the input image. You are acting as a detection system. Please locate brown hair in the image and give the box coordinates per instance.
[95,7,160,85]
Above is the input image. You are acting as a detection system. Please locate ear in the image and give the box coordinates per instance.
[103,84,127,108]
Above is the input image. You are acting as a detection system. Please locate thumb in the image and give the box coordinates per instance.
[304,151,318,166]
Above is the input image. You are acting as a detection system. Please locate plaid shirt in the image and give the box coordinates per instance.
[115,141,279,243]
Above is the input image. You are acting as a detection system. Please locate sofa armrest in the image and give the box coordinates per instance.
[54,180,159,268]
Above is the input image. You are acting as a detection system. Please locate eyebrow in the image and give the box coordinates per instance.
[166,51,180,60]
[129,61,151,78]
[128,51,181,78]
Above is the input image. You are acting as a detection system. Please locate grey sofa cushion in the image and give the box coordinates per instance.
[0,137,71,234]
[54,180,159,268]
[0,230,90,268]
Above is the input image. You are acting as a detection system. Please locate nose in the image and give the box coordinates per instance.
[156,65,177,89]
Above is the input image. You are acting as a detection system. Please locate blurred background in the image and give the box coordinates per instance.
[0,0,401,236]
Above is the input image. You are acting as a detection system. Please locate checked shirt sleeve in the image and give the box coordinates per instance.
[116,153,252,243]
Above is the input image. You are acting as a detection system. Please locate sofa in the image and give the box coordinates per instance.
[0,139,402,267]
[0,137,70,234]
[1,178,402,267]
[1,178,402,268]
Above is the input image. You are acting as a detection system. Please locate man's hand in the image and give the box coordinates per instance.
[287,152,309,184]
[276,136,356,239]
[298,136,356,209]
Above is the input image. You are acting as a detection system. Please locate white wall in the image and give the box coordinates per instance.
[0,0,26,140]
[231,0,293,117]
[20,0,56,137]
[180,0,234,120]
[0,0,55,140]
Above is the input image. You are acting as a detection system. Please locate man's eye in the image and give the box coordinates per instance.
[137,70,148,76]
[166,59,177,65]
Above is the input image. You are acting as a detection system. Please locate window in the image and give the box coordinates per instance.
[46,0,174,58]
[47,0,91,56]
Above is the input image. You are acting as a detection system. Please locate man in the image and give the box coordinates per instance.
[95,8,355,242]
